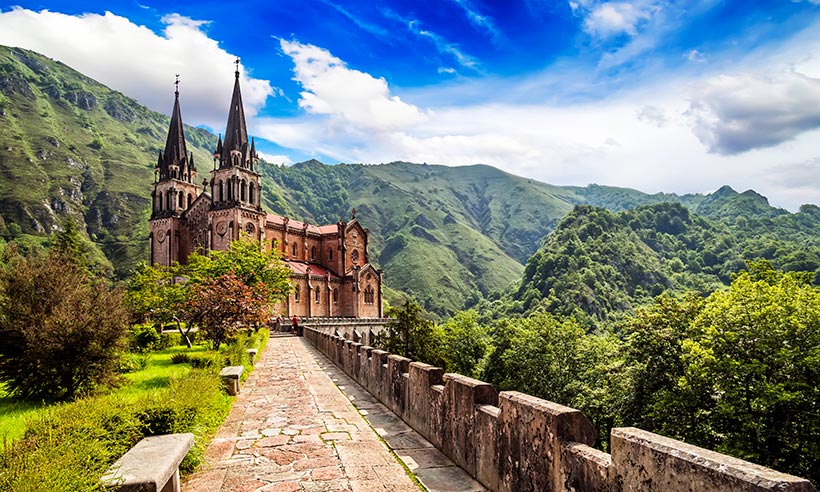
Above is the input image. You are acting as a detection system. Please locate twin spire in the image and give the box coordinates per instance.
[157,63,257,184]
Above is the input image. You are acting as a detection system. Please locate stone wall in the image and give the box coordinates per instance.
[301,318,390,346]
[304,328,816,492]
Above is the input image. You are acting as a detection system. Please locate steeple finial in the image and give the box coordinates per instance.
[174,74,180,97]
[234,58,240,77]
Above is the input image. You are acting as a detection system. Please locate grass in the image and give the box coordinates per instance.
[116,345,209,400]
[0,329,268,443]
[0,385,45,443]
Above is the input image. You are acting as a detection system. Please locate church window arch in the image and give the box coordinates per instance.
[294,284,300,303]
[328,248,333,261]
[364,286,375,304]
[166,191,172,210]
[249,182,255,205]
[292,243,297,257]
[332,288,338,304]
[351,249,359,265]
[188,193,193,208]
[241,180,246,202]
[310,246,316,261]
[218,181,224,202]
[178,191,184,208]
[315,287,320,303]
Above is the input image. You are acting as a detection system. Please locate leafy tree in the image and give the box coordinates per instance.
[377,300,445,368]
[185,235,291,304]
[440,310,489,378]
[0,246,128,401]
[620,292,708,439]
[680,261,820,480]
[184,273,271,350]
[482,311,623,447]
[125,262,191,347]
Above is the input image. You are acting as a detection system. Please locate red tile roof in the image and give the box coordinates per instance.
[266,214,337,236]
[285,261,340,278]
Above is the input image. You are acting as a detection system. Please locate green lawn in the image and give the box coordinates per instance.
[0,344,212,442]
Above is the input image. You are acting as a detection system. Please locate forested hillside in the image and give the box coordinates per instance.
[498,201,820,325]
[0,45,215,276]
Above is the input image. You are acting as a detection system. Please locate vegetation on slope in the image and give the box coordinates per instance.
[496,202,820,325]
[0,45,215,278]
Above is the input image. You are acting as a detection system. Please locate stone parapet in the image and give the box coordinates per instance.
[303,327,816,492]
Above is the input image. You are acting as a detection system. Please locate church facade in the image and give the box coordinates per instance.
[148,70,383,318]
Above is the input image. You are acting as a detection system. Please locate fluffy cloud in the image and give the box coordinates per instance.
[279,39,427,131]
[688,72,820,155]
[572,1,659,39]
[0,8,272,129]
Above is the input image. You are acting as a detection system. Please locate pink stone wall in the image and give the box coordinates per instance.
[304,328,816,492]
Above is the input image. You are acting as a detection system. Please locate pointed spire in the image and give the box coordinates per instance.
[160,76,189,181]
[219,63,249,168]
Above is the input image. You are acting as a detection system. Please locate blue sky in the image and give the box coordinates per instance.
[1,1,820,209]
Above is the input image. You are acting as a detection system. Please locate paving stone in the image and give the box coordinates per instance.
[182,337,424,492]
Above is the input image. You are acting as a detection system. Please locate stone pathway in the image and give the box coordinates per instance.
[183,335,424,491]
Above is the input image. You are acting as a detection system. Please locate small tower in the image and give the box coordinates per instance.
[208,60,265,251]
[149,77,200,265]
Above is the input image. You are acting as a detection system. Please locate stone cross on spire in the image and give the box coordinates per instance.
[174,74,180,95]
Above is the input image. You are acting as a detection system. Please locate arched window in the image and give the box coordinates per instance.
[333,288,338,304]
[249,182,255,205]
[241,180,246,201]
[166,191,172,210]
[218,181,224,202]
[315,287,320,303]
[294,285,300,303]
[351,249,359,265]
[310,246,316,261]
[178,191,183,208]
[328,248,333,261]
[292,243,297,257]
[188,193,193,208]
[364,286,374,304]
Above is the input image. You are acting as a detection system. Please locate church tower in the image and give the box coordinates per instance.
[208,63,265,250]
[149,79,200,266]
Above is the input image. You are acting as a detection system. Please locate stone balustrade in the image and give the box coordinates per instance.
[304,327,816,492]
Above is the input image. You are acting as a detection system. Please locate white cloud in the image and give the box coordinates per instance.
[450,0,503,44]
[688,71,820,154]
[580,1,658,39]
[257,151,293,165]
[0,8,273,130]
[279,39,427,131]
[686,49,706,62]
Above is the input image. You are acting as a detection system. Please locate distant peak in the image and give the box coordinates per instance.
[293,159,325,168]
[713,185,738,196]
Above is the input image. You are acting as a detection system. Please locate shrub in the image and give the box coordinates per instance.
[117,353,151,373]
[189,354,221,370]
[0,247,129,401]
[0,370,231,490]
[155,332,181,349]
[130,324,161,352]
[170,352,190,364]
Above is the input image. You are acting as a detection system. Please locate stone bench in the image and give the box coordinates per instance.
[219,365,244,395]
[102,433,194,492]
[246,348,258,365]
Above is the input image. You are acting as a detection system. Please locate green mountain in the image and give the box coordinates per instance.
[2,45,819,317]
[258,160,581,314]
[504,201,820,326]
[0,46,216,276]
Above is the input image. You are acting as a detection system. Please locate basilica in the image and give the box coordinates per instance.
[148,68,383,318]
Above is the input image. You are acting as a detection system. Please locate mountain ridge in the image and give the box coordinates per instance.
[1,44,817,315]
